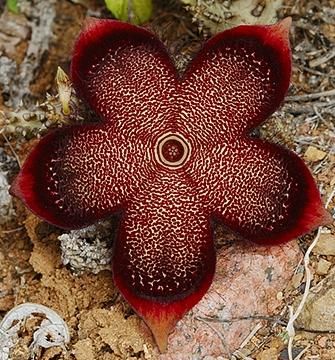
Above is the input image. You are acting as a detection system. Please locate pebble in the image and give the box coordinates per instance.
[315,258,331,275]
[291,272,304,288]
[276,291,284,300]
[313,233,335,256]
[304,146,327,162]
[318,336,327,348]
[296,271,335,331]
[256,347,280,360]
[256,338,284,360]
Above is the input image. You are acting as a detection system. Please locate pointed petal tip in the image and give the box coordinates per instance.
[321,208,333,226]
[9,174,22,199]
[304,204,333,235]
[269,17,292,41]
[278,17,292,31]
[82,16,101,30]
[145,312,178,353]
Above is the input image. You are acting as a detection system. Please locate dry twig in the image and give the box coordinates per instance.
[287,89,335,102]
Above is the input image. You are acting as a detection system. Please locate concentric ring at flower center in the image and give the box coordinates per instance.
[155,133,191,168]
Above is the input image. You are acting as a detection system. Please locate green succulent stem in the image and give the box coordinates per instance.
[104,0,152,25]
[6,0,19,13]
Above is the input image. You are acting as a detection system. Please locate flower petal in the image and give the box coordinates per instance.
[181,18,291,138]
[10,124,149,229]
[112,175,215,351]
[195,138,331,244]
[71,19,178,134]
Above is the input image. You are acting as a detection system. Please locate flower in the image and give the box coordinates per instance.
[10,18,331,351]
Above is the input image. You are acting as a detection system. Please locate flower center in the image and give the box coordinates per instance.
[155,133,191,169]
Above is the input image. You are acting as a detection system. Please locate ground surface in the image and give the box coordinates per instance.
[0,0,334,359]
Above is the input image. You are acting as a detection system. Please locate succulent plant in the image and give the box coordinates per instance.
[10,18,331,351]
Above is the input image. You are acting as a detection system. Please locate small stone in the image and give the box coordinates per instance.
[256,338,284,360]
[315,258,331,275]
[296,271,335,332]
[310,345,319,355]
[304,146,327,162]
[318,336,327,348]
[256,348,280,360]
[313,233,335,256]
[291,272,304,288]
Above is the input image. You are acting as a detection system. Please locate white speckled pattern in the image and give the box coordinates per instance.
[14,20,325,304]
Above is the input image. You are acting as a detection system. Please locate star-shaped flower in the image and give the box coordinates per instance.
[10,18,331,351]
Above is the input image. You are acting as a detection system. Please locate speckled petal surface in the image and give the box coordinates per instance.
[10,18,331,352]
[71,19,178,138]
[190,138,330,245]
[181,19,291,139]
[113,174,215,350]
[10,124,149,229]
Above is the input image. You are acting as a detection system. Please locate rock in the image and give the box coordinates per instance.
[315,258,331,275]
[156,240,301,358]
[304,146,327,162]
[313,233,335,255]
[276,291,284,301]
[257,348,281,360]
[296,270,335,331]
[256,338,284,360]
[291,272,304,288]
[317,336,327,348]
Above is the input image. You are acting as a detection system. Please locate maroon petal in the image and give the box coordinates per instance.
[196,138,331,244]
[10,124,149,229]
[71,19,178,135]
[112,175,215,351]
[181,18,291,139]
[9,18,331,354]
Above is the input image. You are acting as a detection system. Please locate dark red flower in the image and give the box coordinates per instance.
[10,18,331,351]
